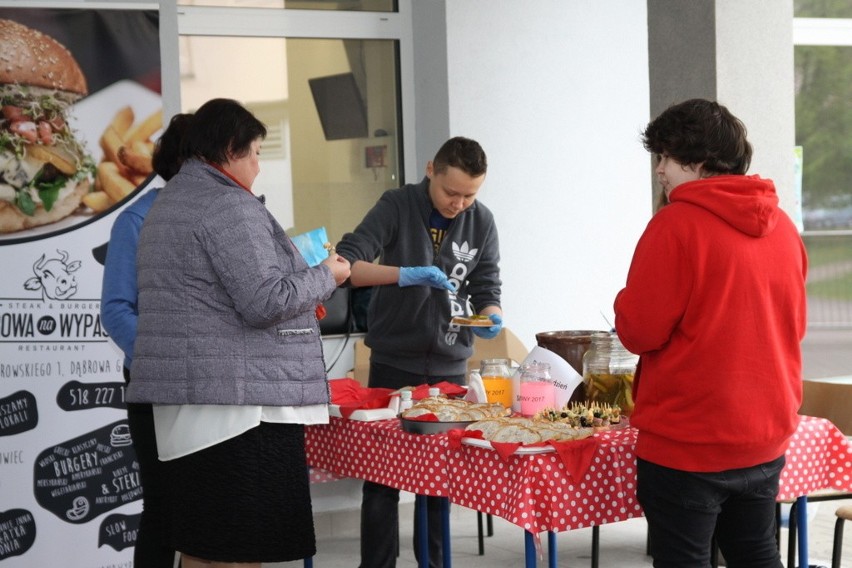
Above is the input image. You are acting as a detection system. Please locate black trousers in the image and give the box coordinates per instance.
[359,360,465,568]
[124,366,178,568]
[638,455,785,568]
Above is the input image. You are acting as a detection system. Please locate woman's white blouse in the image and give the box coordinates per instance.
[153,404,329,460]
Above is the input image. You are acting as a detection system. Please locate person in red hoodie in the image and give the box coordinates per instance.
[614,98,808,568]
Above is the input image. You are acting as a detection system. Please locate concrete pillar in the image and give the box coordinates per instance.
[647,0,797,215]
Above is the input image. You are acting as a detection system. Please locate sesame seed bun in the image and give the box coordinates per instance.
[0,19,87,96]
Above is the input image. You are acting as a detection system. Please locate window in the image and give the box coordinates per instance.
[795,44,852,221]
[793,1,852,328]
[178,0,396,12]
[795,0,852,18]
[176,8,405,243]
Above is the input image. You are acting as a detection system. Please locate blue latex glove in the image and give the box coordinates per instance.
[472,313,503,339]
[398,266,454,291]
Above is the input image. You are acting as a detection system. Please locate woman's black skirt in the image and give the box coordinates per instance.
[163,421,315,563]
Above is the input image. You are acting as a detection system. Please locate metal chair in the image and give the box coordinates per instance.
[782,379,852,565]
[832,504,852,568]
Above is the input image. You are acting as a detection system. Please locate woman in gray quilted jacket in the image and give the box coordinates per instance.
[126,98,350,568]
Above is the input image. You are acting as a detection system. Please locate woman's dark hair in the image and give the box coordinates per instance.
[152,113,192,181]
[432,136,487,177]
[642,98,752,175]
[182,98,267,165]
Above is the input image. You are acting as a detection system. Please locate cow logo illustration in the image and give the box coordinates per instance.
[23,250,81,300]
[452,241,478,262]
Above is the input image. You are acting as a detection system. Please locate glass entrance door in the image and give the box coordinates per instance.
[176,7,404,241]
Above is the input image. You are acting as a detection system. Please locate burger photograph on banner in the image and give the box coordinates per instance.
[0,7,162,567]
[0,9,162,245]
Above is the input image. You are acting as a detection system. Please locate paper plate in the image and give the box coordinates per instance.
[461,437,555,455]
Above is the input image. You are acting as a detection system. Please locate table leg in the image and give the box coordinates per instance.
[415,494,429,568]
[477,512,485,555]
[788,500,798,568]
[524,531,536,568]
[548,531,557,568]
[592,525,600,568]
[797,495,808,568]
[441,497,452,568]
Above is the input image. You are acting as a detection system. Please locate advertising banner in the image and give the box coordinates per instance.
[0,8,162,567]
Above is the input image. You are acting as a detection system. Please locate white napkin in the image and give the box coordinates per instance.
[388,394,401,414]
[327,405,399,421]
[464,370,488,403]
[512,346,584,413]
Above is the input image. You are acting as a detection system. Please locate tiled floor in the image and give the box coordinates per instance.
[271,495,852,567]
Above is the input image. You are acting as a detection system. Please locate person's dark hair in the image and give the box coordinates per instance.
[152,113,192,181]
[182,98,267,165]
[642,98,752,175]
[432,136,487,177]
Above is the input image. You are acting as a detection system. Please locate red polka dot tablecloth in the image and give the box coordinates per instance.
[447,428,642,534]
[306,417,450,496]
[778,415,852,501]
[308,467,343,484]
[305,415,852,535]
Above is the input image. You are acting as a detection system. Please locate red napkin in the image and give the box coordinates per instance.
[404,413,439,422]
[450,427,522,461]
[490,441,523,461]
[315,304,327,320]
[329,378,393,419]
[410,382,467,400]
[448,428,483,449]
[452,427,600,473]
[546,437,600,481]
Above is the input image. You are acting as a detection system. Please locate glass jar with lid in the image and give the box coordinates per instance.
[518,362,555,416]
[582,332,639,415]
[480,358,513,409]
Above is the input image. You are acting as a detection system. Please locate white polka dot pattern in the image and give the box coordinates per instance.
[777,415,852,501]
[306,418,450,496]
[447,428,642,533]
[305,415,852,535]
[308,467,342,484]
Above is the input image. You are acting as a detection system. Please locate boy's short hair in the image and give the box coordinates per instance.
[643,99,752,175]
[432,136,487,177]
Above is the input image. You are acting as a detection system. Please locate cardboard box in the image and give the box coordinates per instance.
[468,327,529,373]
[352,338,371,387]
[799,379,852,435]
[349,328,530,386]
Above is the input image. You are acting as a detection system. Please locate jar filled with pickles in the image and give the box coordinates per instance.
[582,331,639,415]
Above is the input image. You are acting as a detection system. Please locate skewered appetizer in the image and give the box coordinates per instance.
[534,401,622,429]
